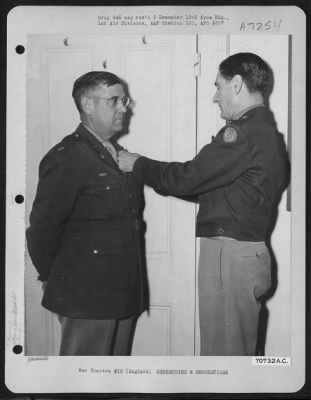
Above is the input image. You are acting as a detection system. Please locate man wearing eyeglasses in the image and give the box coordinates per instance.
[118,53,289,356]
[26,71,148,355]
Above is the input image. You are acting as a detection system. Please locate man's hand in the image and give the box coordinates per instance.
[118,150,141,172]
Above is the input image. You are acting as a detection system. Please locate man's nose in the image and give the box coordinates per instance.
[117,101,127,113]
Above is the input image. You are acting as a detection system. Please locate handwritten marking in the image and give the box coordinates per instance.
[240,20,282,32]
[7,291,22,349]
[28,356,49,362]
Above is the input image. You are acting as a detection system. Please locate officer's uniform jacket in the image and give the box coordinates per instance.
[133,106,289,241]
[26,124,148,320]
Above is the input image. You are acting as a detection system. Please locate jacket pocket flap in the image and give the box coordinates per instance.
[237,243,266,257]
[84,184,119,196]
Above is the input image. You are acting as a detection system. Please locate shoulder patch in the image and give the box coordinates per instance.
[223,127,238,143]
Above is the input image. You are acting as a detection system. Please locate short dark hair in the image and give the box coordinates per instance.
[219,52,270,95]
[72,71,124,113]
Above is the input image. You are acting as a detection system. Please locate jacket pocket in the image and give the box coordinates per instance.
[236,242,267,258]
[237,242,271,300]
[73,183,123,218]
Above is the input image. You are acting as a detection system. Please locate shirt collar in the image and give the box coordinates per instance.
[81,123,112,146]
[232,103,265,121]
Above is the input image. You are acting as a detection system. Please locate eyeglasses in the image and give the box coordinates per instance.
[88,95,131,108]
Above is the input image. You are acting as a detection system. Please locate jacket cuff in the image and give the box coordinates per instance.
[133,156,148,180]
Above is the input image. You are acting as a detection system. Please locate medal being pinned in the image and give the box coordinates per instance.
[223,126,238,143]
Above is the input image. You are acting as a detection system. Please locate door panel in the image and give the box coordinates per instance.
[117,36,197,355]
[195,35,228,354]
[42,49,92,148]
[197,35,227,148]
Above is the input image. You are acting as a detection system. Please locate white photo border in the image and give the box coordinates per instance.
[5,4,307,394]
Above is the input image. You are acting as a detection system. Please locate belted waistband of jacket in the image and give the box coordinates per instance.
[196,223,266,242]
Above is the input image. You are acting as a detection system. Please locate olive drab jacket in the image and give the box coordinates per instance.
[26,124,149,319]
[132,106,289,242]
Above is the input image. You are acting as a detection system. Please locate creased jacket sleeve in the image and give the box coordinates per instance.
[133,127,250,196]
[26,152,78,281]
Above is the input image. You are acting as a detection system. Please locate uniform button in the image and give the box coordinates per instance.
[93,249,99,254]
[75,134,79,138]
[106,186,111,190]
[100,154,105,159]
[217,228,224,235]
[132,209,136,214]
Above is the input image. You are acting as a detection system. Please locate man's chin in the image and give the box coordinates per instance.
[220,111,231,121]
[112,126,124,137]
[114,121,123,130]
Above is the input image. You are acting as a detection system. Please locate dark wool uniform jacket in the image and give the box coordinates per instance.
[26,124,149,320]
[133,106,289,242]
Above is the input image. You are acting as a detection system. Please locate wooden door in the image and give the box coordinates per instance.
[25,34,198,355]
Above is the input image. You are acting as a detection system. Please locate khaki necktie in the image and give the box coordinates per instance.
[102,141,117,162]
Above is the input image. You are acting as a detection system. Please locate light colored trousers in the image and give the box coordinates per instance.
[199,237,271,356]
[58,315,137,356]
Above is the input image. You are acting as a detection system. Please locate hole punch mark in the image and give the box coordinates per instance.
[15,45,25,54]
[13,345,23,354]
[15,195,24,204]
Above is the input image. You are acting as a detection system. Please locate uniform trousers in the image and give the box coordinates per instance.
[58,315,137,356]
[198,237,271,356]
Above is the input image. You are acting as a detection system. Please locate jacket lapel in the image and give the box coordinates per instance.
[75,124,123,178]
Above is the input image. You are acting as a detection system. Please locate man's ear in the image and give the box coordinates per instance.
[80,95,93,114]
[232,74,243,95]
